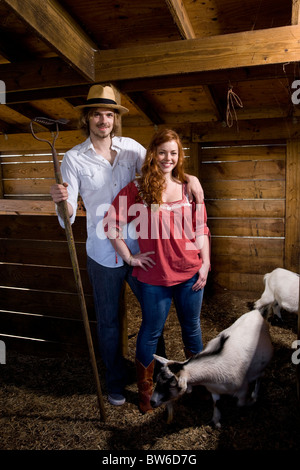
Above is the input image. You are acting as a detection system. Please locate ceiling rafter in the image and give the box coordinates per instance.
[292,0,300,25]
[164,0,221,121]
[2,0,97,81]
[95,25,300,82]
[165,0,195,39]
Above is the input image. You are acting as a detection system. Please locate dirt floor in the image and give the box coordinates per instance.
[1,287,299,452]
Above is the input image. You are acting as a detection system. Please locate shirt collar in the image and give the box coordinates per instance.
[81,136,121,153]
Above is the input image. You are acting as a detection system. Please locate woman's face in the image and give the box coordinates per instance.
[156,140,179,175]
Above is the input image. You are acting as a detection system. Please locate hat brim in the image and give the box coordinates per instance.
[75,102,129,115]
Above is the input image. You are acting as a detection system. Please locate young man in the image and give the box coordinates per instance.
[50,84,204,407]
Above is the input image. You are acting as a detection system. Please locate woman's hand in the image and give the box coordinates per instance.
[129,252,156,271]
[192,263,210,291]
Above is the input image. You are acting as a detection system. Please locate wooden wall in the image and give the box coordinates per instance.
[0,200,96,356]
[198,144,286,291]
[0,135,299,356]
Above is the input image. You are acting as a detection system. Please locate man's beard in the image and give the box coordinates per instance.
[91,126,111,139]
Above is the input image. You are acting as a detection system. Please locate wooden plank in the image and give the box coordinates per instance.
[0,157,3,198]
[211,236,284,258]
[211,252,283,275]
[2,161,56,179]
[3,178,56,196]
[0,57,87,95]
[285,140,300,272]
[0,199,56,215]
[0,239,87,267]
[95,25,300,81]
[200,145,286,162]
[0,130,82,152]
[208,218,285,238]
[202,179,285,199]
[206,199,285,218]
[165,0,196,39]
[212,272,267,292]
[0,199,85,216]
[0,214,87,241]
[292,0,300,25]
[0,154,62,163]
[200,160,285,181]
[3,0,96,81]
[0,287,95,319]
[0,263,92,294]
[0,333,94,357]
[0,310,97,343]
[192,118,300,143]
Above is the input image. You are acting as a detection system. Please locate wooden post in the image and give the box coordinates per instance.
[285,140,300,273]
[0,155,4,198]
[286,139,300,402]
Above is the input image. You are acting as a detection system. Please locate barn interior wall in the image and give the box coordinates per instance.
[0,128,299,355]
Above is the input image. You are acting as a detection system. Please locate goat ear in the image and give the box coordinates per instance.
[178,376,188,393]
[153,354,170,365]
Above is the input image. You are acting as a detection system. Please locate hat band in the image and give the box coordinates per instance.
[85,98,118,106]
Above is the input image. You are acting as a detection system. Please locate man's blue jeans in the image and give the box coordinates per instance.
[136,273,204,367]
[87,256,141,395]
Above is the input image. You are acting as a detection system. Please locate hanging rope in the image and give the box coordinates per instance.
[226,86,243,130]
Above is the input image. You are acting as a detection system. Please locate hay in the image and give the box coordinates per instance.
[1,288,300,450]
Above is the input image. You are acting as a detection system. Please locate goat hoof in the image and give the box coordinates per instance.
[208,419,221,429]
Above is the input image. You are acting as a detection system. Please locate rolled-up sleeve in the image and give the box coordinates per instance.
[56,153,79,228]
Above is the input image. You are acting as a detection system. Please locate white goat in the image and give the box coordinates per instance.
[151,309,273,428]
[254,268,299,320]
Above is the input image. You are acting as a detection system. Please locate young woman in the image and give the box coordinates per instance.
[104,129,210,413]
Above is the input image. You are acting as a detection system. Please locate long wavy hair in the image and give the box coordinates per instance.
[138,129,186,206]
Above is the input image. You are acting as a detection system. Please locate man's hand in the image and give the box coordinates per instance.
[50,182,69,203]
[185,174,204,204]
[50,182,73,218]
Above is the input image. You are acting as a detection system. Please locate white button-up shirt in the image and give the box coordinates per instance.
[57,136,146,267]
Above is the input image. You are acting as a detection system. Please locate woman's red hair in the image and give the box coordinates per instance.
[138,129,186,206]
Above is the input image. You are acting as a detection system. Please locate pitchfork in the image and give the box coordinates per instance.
[30,117,106,421]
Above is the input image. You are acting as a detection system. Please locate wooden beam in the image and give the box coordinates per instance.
[5,85,91,105]
[126,92,165,125]
[96,25,300,82]
[165,0,195,39]
[285,140,300,273]
[1,58,297,102]
[192,117,300,143]
[0,159,4,198]
[118,63,298,93]
[0,129,83,152]
[292,0,300,25]
[0,199,56,215]
[2,0,96,81]
[0,58,88,94]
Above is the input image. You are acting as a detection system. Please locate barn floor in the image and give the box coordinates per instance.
[1,287,299,452]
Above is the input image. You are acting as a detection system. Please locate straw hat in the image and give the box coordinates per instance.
[75,85,129,115]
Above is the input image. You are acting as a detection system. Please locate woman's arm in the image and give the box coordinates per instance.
[108,228,155,271]
[192,234,210,292]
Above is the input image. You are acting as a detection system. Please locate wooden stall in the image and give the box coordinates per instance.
[0,0,299,358]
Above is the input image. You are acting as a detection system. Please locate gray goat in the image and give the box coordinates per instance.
[151,309,273,428]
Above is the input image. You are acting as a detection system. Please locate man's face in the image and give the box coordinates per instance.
[89,107,115,139]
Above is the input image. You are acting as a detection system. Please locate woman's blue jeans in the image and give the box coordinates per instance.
[87,256,141,395]
[136,273,204,367]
